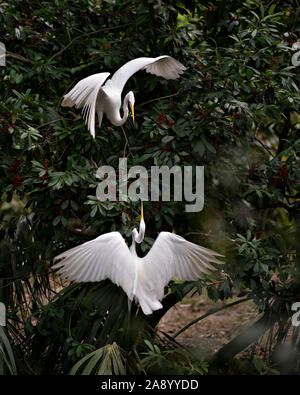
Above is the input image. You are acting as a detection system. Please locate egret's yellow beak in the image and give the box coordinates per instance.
[141,201,143,221]
[130,104,135,123]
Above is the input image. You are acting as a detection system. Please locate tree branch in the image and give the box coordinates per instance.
[173,297,252,339]
[253,136,275,157]
[136,92,179,108]
[211,312,277,365]
[36,119,62,129]
[6,51,35,65]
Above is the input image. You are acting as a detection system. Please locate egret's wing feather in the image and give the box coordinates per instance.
[61,72,110,137]
[144,56,186,79]
[53,232,136,299]
[110,56,185,91]
[141,232,224,301]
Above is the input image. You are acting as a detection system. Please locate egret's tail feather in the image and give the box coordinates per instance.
[138,294,163,315]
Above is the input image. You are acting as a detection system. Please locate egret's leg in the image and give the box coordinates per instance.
[121,126,129,158]
[97,111,103,129]
[126,298,132,332]
[127,298,132,314]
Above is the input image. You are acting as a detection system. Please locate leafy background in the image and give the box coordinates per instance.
[0,0,299,374]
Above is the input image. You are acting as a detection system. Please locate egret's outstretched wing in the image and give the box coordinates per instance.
[52,232,136,300]
[61,72,110,137]
[140,232,224,301]
[110,56,186,92]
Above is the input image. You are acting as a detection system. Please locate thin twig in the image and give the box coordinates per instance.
[36,119,62,129]
[131,326,146,375]
[57,143,72,161]
[133,346,146,375]
[136,92,179,108]
[90,158,98,169]
[183,231,236,244]
[253,136,275,158]
[173,297,252,339]
[121,126,129,158]
[183,231,215,238]
[159,330,189,349]
[49,24,131,62]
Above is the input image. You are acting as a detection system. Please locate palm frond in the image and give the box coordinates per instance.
[0,326,17,375]
[69,342,127,375]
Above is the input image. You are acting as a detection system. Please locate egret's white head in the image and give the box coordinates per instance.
[127,91,135,123]
[132,201,145,243]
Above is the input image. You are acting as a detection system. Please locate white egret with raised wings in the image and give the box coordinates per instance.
[53,203,224,315]
[61,56,186,137]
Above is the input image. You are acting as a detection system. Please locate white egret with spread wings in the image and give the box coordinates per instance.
[53,203,224,315]
[61,56,186,137]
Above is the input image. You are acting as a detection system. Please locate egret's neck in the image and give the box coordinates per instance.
[130,220,145,256]
[130,238,137,256]
[131,219,145,252]
[109,94,130,126]
[135,219,145,244]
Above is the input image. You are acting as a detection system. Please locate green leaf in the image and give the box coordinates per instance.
[70,200,79,211]
[251,29,257,38]
[61,216,68,227]
[254,262,260,273]
[61,200,69,210]
[253,358,265,373]
[161,135,174,144]
[90,206,98,218]
[247,230,251,240]
[268,4,276,15]
[193,140,205,156]
[53,216,61,226]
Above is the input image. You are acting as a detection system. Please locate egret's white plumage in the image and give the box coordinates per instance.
[53,207,224,315]
[61,56,186,137]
